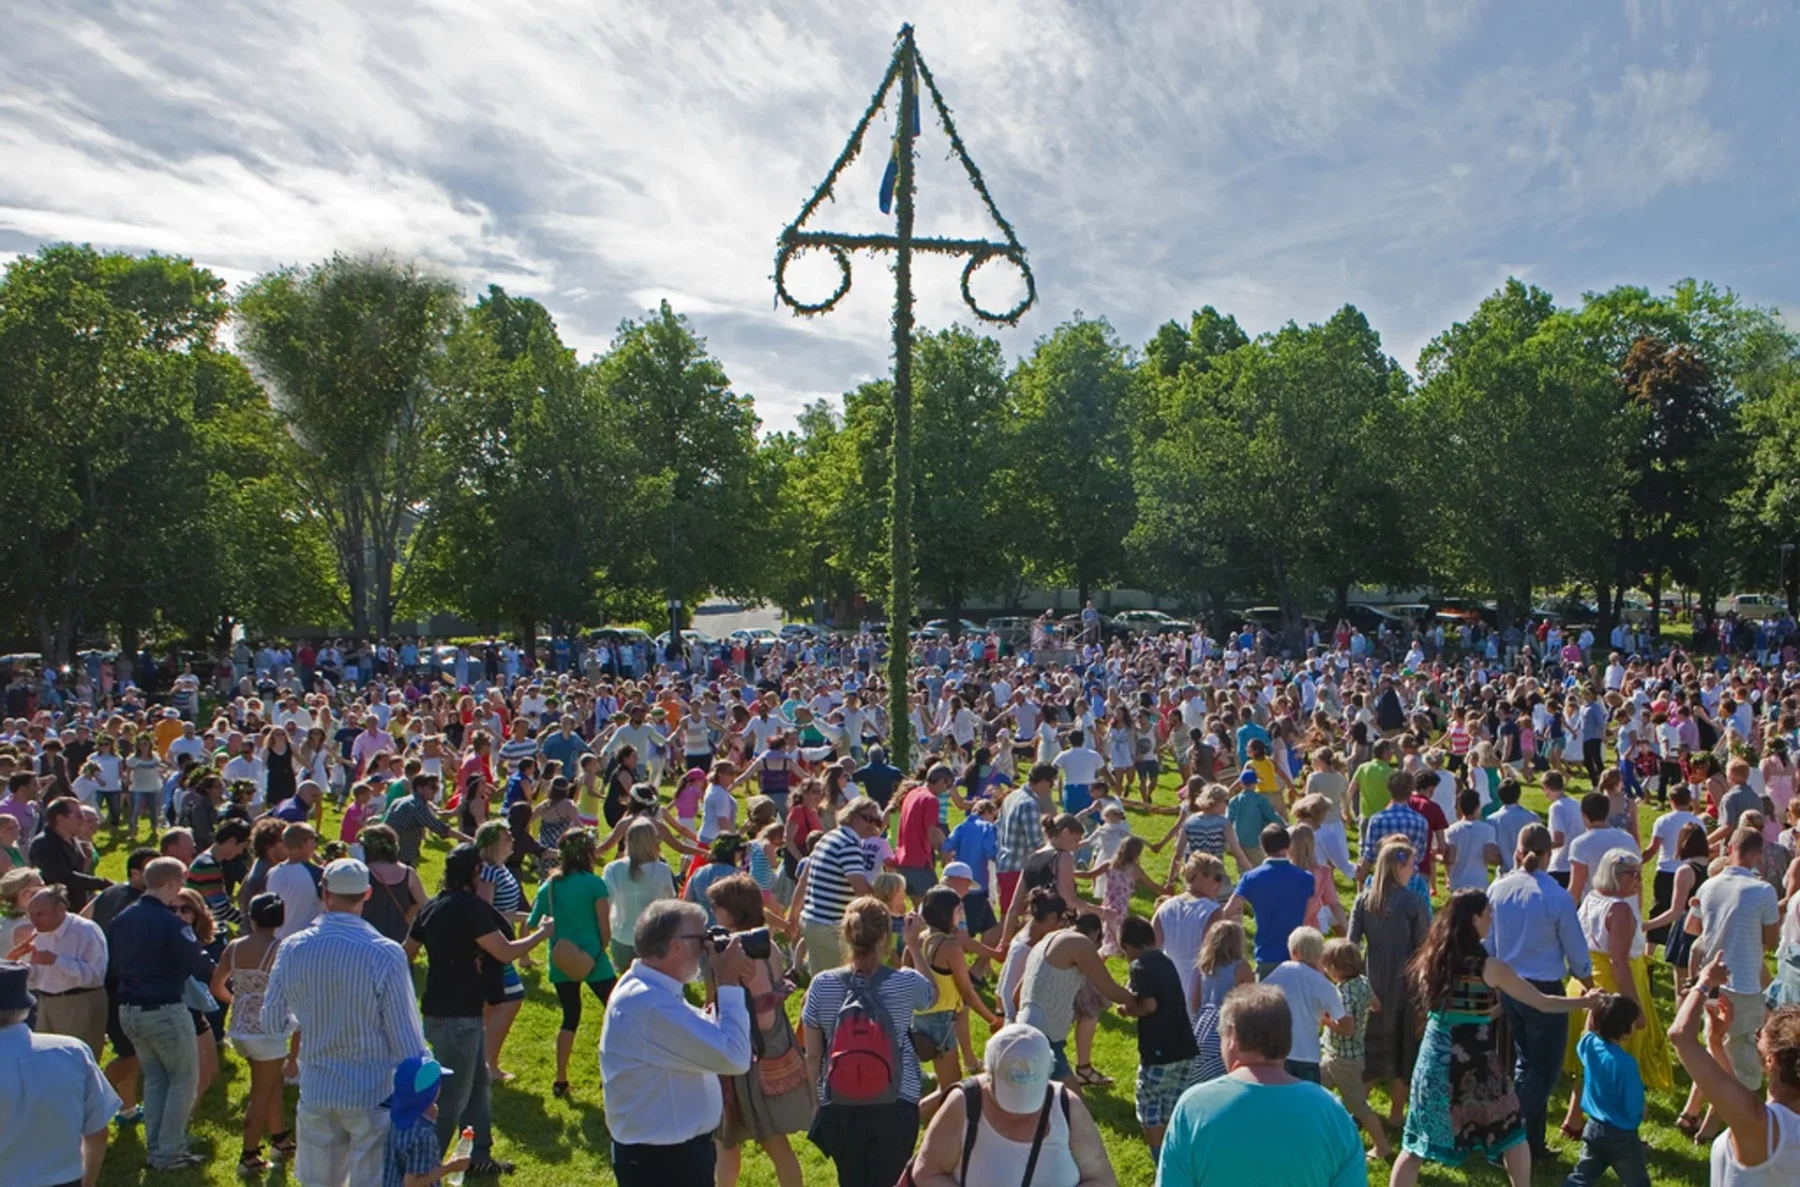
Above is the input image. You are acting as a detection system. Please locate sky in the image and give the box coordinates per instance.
[4,1,1798,432]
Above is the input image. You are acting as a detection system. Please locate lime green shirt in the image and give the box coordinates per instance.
[1354,760,1394,821]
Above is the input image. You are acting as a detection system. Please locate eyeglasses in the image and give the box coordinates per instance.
[677,933,709,944]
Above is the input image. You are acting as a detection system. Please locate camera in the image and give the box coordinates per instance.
[706,925,772,960]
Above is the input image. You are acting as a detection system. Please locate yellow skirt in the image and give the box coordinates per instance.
[1563,953,1672,1091]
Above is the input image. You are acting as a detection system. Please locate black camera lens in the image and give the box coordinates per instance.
[740,926,771,961]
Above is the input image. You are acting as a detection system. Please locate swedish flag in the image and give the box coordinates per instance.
[877,87,922,215]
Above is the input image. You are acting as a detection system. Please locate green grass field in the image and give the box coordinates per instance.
[88,764,1717,1186]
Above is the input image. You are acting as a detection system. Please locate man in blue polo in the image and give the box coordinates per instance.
[1225,824,1313,979]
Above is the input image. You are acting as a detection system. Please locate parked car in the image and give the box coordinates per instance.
[1721,592,1786,618]
[777,623,827,641]
[726,627,780,645]
[983,616,1037,646]
[1335,604,1408,636]
[1111,609,1193,636]
[1055,613,1129,643]
[917,618,984,640]
[591,626,657,652]
[654,628,717,650]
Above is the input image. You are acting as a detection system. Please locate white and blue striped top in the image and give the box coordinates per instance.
[260,911,429,1109]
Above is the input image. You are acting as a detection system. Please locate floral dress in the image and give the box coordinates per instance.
[1401,955,1525,1165]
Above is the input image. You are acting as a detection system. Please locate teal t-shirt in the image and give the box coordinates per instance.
[527,870,615,983]
[1156,1077,1366,1187]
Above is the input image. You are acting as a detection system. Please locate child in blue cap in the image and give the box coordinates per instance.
[384,1055,469,1187]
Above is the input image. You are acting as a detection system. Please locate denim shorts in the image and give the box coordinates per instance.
[913,1009,956,1053]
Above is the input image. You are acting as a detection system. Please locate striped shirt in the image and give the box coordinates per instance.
[996,790,1043,873]
[497,738,539,770]
[799,966,935,1102]
[186,852,241,934]
[800,825,872,927]
[260,912,429,1109]
[480,861,523,914]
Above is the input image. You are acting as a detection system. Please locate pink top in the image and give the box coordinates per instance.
[341,800,370,844]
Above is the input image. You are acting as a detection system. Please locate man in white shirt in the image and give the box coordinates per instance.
[0,958,120,1187]
[1603,652,1626,692]
[600,900,752,1185]
[1052,730,1106,814]
[17,883,109,1059]
[267,824,324,940]
[1645,786,1704,877]
[165,721,207,769]
[1543,775,1584,889]
[1687,827,1781,1088]
[1566,792,1638,902]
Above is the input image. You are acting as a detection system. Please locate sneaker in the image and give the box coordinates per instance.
[115,1105,143,1126]
[149,1153,206,1172]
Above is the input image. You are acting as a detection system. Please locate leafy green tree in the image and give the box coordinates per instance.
[0,245,327,660]
[414,287,628,640]
[835,327,1020,631]
[1415,280,1627,619]
[236,254,463,638]
[1011,317,1138,604]
[591,301,770,630]
[1132,307,1411,647]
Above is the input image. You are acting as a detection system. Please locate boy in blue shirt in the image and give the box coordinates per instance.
[1225,770,1280,869]
[1567,993,1648,1187]
[384,1056,468,1187]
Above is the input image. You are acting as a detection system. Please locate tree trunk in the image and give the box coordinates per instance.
[1332,581,1351,622]
[1648,570,1663,641]
[1595,577,1613,642]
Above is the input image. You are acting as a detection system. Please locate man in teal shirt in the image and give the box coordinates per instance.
[1157,983,1365,1186]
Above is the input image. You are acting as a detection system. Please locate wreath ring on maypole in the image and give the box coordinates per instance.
[773,240,854,316]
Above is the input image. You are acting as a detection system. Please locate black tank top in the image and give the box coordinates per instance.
[1022,848,1061,894]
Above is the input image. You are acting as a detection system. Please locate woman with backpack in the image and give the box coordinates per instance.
[800,895,936,1187]
[903,1023,1117,1186]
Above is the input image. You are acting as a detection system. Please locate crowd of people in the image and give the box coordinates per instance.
[1,613,1799,1187]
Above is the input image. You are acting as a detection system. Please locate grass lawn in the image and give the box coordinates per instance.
[90,763,1718,1186]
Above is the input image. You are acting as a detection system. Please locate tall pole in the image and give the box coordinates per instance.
[887,29,917,774]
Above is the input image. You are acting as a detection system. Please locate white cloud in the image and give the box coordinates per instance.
[1,0,1792,427]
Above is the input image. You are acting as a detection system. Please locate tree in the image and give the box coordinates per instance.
[1131,306,1412,649]
[414,287,627,640]
[1012,316,1138,604]
[1414,280,1627,619]
[236,254,462,638]
[835,326,1019,631]
[591,301,770,630]
[0,245,322,661]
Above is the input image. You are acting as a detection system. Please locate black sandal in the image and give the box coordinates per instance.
[238,1148,270,1177]
[551,1080,570,1099]
[268,1130,296,1161]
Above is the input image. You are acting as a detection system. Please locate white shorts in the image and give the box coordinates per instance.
[230,1033,291,1062]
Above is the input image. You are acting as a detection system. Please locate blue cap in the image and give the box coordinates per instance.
[385,1055,451,1129]
[1237,767,1259,786]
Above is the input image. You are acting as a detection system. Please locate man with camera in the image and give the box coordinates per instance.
[599,898,754,1186]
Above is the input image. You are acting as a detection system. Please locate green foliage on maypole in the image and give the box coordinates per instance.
[772,24,1035,771]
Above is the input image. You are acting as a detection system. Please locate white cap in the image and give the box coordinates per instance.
[321,858,370,895]
[941,861,974,882]
[985,1024,1054,1113]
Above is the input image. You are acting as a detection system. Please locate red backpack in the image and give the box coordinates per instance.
[822,966,901,1106]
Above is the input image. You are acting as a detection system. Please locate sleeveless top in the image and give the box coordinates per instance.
[1711,1102,1800,1186]
[1196,960,1242,1013]
[918,934,963,1015]
[1022,848,1061,895]
[1182,812,1229,858]
[1434,955,1497,1019]
[363,865,417,945]
[1017,939,1086,1043]
[961,1087,1079,1187]
[1579,893,1646,959]
[224,942,287,1038]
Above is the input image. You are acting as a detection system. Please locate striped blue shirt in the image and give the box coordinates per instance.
[261,911,428,1109]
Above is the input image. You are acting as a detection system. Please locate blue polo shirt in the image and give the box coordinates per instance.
[1234,858,1314,967]
[942,817,998,889]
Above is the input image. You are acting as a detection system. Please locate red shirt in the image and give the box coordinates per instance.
[1407,793,1449,877]
[787,801,822,855]
[896,786,940,870]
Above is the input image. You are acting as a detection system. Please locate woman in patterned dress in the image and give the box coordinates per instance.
[1390,889,1597,1187]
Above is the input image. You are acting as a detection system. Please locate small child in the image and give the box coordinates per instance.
[382,1055,469,1187]
[1090,835,1157,957]
[1260,926,1347,1084]
[1568,993,1648,1187]
[871,871,909,966]
[1320,938,1391,1160]
[1442,789,1500,891]
[1226,770,1280,870]
[1117,914,1201,1163]
[340,781,375,849]
[1189,919,1253,1083]
[1082,803,1133,898]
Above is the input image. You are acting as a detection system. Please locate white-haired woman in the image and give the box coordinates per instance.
[1558,849,1671,1141]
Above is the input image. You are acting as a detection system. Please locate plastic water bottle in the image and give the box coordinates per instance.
[446,1126,474,1184]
